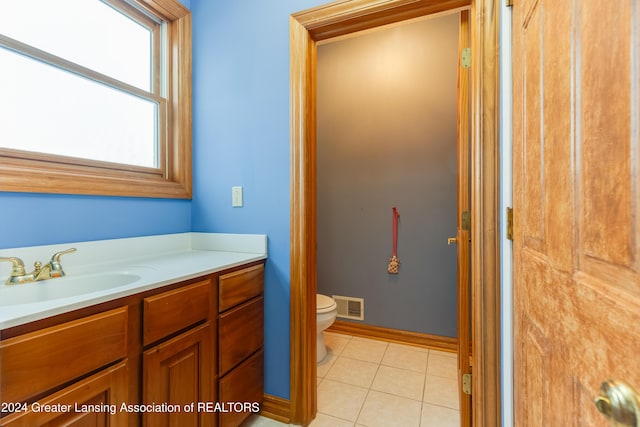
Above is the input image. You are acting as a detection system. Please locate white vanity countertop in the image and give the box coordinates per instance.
[0,233,267,330]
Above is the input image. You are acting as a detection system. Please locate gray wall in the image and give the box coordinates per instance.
[317,13,459,338]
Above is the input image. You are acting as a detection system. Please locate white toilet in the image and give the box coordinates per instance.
[316,294,338,363]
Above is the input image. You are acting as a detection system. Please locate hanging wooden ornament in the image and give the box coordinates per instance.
[387,206,400,274]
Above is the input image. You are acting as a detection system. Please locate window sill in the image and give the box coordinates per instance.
[0,149,192,199]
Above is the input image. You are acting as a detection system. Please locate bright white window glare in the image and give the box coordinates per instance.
[0,48,157,168]
[0,0,152,91]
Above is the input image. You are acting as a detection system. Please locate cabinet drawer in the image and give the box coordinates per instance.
[143,279,210,346]
[0,307,128,404]
[219,264,264,312]
[218,349,264,427]
[218,297,264,375]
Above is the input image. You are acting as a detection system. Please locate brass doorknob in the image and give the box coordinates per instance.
[594,380,640,426]
[447,237,458,245]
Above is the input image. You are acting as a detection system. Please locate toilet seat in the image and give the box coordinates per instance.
[317,294,337,314]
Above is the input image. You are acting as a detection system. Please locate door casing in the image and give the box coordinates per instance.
[289,0,501,425]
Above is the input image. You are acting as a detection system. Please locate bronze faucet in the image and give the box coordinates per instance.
[0,248,76,285]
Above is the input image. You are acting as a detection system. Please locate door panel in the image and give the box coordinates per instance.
[513,0,640,426]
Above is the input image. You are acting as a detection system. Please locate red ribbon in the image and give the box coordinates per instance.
[392,207,400,257]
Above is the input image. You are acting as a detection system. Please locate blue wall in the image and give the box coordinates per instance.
[190,0,323,399]
[0,192,190,248]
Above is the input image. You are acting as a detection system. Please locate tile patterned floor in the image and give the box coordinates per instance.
[244,331,460,427]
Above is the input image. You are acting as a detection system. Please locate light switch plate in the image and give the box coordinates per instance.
[232,186,243,207]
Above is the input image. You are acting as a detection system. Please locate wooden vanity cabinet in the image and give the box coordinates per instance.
[217,264,265,427]
[0,260,265,427]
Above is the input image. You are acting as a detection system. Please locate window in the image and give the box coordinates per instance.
[0,0,192,198]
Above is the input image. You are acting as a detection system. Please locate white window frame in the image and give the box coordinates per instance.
[0,0,192,199]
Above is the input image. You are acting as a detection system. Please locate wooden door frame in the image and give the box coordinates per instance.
[289,0,501,425]
[457,9,472,426]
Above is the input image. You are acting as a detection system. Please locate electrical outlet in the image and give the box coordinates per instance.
[232,186,243,207]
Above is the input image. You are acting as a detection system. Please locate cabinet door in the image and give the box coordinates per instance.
[0,360,128,427]
[143,322,213,427]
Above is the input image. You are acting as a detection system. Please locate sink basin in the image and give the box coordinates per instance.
[0,272,141,306]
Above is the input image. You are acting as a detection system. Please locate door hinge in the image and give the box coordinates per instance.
[506,207,513,240]
[461,210,471,231]
[461,48,471,68]
[506,0,513,7]
[463,373,472,395]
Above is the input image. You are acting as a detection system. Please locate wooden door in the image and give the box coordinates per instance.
[456,9,472,427]
[513,1,640,425]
